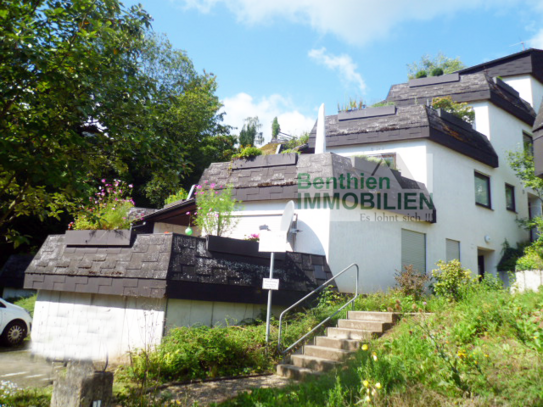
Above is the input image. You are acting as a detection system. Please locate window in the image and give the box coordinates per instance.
[524,132,534,155]
[401,229,426,273]
[446,239,460,262]
[505,184,515,212]
[475,172,491,208]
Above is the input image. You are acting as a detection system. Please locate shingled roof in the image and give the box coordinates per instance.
[199,154,299,202]
[458,48,543,84]
[24,233,332,305]
[307,104,498,168]
[386,72,536,125]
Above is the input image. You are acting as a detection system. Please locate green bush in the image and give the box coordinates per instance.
[516,245,543,271]
[432,260,473,301]
[430,67,444,76]
[125,300,346,384]
[232,146,262,160]
[164,188,188,205]
[70,179,135,230]
[415,70,427,78]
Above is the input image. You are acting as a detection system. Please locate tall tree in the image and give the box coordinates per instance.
[271,117,281,139]
[407,53,465,79]
[238,117,262,146]
[0,1,229,245]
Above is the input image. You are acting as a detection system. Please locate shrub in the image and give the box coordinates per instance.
[432,96,475,124]
[164,188,188,205]
[432,260,473,301]
[430,67,444,76]
[415,70,427,78]
[70,179,135,230]
[516,245,543,271]
[232,146,262,160]
[194,182,239,237]
[394,264,430,300]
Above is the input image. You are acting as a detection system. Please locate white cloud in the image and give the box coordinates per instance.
[179,0,523,46]
[308,48,366,93]
[221,92,315,144]
[529,28,543,49]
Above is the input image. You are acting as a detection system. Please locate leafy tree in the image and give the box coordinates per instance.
[0,1,229,245]
[239,117,262,146]
[408,53,465,79]
[271,116,281,139]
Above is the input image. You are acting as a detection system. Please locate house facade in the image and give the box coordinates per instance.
[192,49,543,293]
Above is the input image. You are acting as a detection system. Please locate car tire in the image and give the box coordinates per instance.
[1,320,27,346]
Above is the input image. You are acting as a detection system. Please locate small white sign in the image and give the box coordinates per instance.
[262,278,280,290]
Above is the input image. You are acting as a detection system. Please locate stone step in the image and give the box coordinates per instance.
[276,364,321,380]
[315,336,361,351]
[337,319,392,333]
[347,311,399,323]
[303,345,355,362]
[290,354,340,372]
[327,327,377,340]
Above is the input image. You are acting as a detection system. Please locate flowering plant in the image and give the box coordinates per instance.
[244,233,260,242]
[194,181,239,237]
[69,179,136,230]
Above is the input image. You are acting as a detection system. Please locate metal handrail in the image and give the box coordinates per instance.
[277,263,359,354]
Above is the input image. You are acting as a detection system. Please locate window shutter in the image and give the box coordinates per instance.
[401,229,426,273]
[446,239,460,262]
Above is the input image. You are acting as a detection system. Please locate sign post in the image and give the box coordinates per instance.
[265,253,275,344]
[258,201,297,346]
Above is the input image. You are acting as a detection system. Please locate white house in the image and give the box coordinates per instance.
[193,49,543,293]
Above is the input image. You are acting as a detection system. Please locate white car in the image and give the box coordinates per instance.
[0,298,32,346]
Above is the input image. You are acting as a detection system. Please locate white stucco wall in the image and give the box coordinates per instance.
[327,141,429,189]
[165,299,282,330]
[32,291,166,362]
[503,74,543,111]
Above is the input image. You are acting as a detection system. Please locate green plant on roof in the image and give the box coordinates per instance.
[415,70,427,79]
[69,179,136,230]
[432,96,475,124]
[164,188,188,205]
[232,146,263,160]
[408,53,465,79]
[338,97,364,113]
[194,182,239,237]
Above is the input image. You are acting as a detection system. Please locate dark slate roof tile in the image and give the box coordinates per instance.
[386,72,535,125]
[307,105,497,168]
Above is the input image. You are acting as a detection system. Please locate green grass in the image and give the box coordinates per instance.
[214,285,543,406]
[0,383,51,407]
[118,300,349,386]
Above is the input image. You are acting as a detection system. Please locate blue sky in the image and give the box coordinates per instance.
[125,0,543,142]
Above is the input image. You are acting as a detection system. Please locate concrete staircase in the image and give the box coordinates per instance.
[276,311,399,380]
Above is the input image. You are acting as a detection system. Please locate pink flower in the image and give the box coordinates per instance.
[129,184,133,188]
[196,185,202,189]
[101,179,106,183]
[204,180,208,184]
[194,212,197,215]
[210,183,216,189]
[186,211,191,215]
[215,213,219,217]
